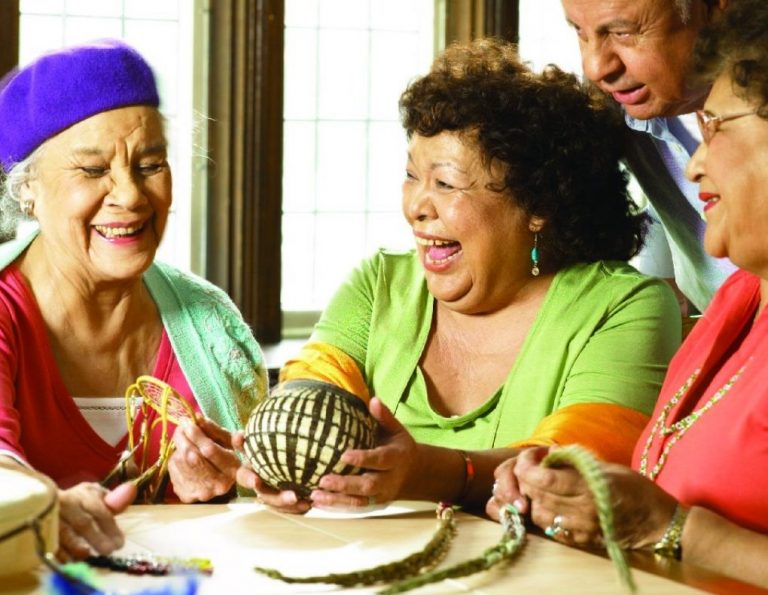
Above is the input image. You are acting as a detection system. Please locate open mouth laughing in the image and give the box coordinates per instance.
[93,223,146,240]
[415,236,463,265]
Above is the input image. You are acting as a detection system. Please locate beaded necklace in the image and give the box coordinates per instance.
[639,360,750,481]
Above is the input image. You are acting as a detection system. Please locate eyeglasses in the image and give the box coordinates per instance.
[695,109,758,144]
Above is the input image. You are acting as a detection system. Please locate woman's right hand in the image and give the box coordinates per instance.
[231,430,311,514]
[485,449,539,521]
[57,481,136,560]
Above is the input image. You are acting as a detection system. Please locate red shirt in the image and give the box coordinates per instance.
[632,270,768,532]
[0,264,198,490]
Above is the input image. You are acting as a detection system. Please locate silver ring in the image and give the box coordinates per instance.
[492,481,499,498]
[545,514,564,538]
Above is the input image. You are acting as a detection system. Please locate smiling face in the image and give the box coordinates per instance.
[561,0,715,119]
[402,131,538,314]
[21,106,171,285]
[685,74,768,275]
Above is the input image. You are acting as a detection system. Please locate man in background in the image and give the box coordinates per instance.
[561,0,733,314]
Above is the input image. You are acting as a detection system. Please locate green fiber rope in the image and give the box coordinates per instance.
[377,503,525,595]
[253,503,457,587]
[254,445,635,593]
[542,445,636,593]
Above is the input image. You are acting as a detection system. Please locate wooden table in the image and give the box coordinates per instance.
[3,500,765,594]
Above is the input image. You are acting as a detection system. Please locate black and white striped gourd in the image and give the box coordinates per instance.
[243,379,377,498]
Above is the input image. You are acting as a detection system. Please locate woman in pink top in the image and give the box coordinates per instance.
[0,40,267,560]
[488,0,768,587]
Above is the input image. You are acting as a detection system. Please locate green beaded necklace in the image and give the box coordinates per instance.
[639,360,750,481]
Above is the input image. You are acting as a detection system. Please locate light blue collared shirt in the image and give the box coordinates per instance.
[624,113,735,311]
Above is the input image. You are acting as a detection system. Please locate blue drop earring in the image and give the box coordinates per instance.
[531,232,540,276]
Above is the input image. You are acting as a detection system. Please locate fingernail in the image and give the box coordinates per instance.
[513,498,526,512]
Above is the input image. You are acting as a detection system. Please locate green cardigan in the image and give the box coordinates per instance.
[312,250,681,449]
[0,230,267,431]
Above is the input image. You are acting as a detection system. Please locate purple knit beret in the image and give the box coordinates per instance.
[0,39,160,172]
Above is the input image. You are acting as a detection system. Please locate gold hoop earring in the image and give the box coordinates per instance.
[21,200,34,218]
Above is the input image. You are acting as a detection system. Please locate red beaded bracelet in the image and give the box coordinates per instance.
[456,449,475,503]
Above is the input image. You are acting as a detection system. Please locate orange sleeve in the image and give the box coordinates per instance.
[279,341,371,405]
[507,403,649,465]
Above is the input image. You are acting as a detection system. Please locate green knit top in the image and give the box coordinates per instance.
[312,250,680,449]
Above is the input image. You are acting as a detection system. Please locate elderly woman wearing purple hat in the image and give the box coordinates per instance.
[0,40,267,559]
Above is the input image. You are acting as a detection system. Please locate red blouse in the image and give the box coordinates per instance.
[632,270,768,533]
[0,264,198,492]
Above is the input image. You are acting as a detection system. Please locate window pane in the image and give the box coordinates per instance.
[284,28,318,120]
[367,121,407,212]
[282,214,317,311]
[370,0,421,31]
[285,0,319,27]
[315,121,367,212]
[124,0,180,19]
[283,122,317,213]
[318,0,368,28]
[518,0,581,73]
[317,29,369,120]
[65,0,122,17]
[369,31,423,121]
[365,212,411,252]
[19,16,64,63]
[64,17,123,46]
[124,20,180,112]
[282,0,434,319]
[20,0,64,13]
[312,213,366,306]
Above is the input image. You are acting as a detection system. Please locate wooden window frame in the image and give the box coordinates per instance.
[0,1,19,79]
[444,0,518,45]
[207,0,285,343]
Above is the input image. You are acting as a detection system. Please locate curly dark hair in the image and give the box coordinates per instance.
[694,0,768,120]
[399,38,646,267]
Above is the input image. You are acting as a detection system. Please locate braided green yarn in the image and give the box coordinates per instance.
[253,504,457,587]
[542,445,636,593]
[378,504,525,595]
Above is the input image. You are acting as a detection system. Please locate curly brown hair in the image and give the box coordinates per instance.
[694,0,768,119]
[399,38,645,267]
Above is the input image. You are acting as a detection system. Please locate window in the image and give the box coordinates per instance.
[281,0,436,334]
[17,0,207,274]
[517,0,580,73]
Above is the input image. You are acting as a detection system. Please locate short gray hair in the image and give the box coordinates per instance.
[0,146,43,240]
[674,0,693,23]
[675,0,717,24]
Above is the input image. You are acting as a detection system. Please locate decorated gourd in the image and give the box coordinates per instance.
[243,379,377,498]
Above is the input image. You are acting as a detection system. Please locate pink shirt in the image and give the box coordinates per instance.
[632,270,768,533]
[0,264,198,491]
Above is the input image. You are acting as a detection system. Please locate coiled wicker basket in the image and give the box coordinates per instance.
[243,379,377,498]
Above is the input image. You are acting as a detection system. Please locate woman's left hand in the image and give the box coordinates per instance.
[168,416,240,502]
[515,447,677,549]
[310,397,418,509]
